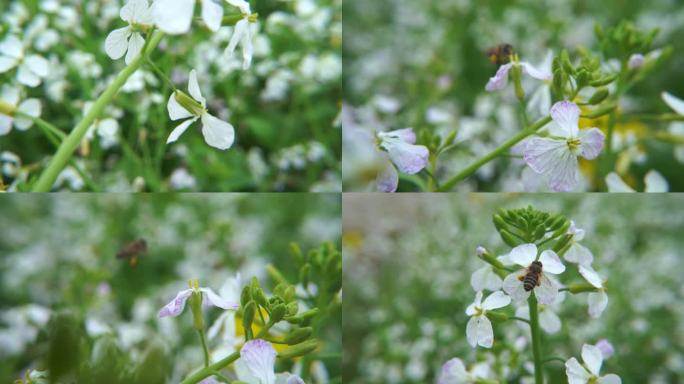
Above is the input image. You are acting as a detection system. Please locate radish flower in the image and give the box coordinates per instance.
[0,85,41,135]
[158,279,239,318]
[438,358,492,384]
[523,101,605,191]
[0,35,49,87]
[105,0,154,65]
[565,344,621,384]
[225,0,256,70]
[376,128,429,192]
[166,69,236,150]
[485,58,551,92]
[153,0,224,34]
[235,339,305,384]
[502,243,565,305]
[465,291,510,348]
[605,170,668,192]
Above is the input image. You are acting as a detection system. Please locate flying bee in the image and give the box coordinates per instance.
[486,43,514,66]
[521,260,543,291]
[116,238,147,267]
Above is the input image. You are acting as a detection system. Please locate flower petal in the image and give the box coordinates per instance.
[0,35,23,59]
[158,288,193,317]
[595,339,615,360]
[581,344,603,376]
[168,93,194,120]
[539,250,565,274]
[226,18,248,56]
[470,265,502,292]
[579,128,605,160]
[105,27,132,60]
[201,0,224,32]
[485,63,512,91]
[125,32,145,65]
[188,69,206,105]
[376,160,398,193]
[503,271,530,302]
[465,316,478,348]
[539,309,561,333]
[24,55,49,78]
[509,243,537,267]
[17,64,41,87]
[226,0,251,14]
[605,173,634,192]
[0,56,19,73]
[520,61,552,80]
[0,115,13,135]
[565,243,594,265]
[550,100,580,137]
[482,290,510,310]
[565,357,591,384]
[382,128,416,144]
[152,0,195,34]
[381,138,428,174]
[579,264,603,288]
[475,315,494,348]
[200,287,240,310]
[662,92,684,115]
[235,339,277,384]
[644,170,668,192]
[240,25,253,69]
[121,0,152,24]
[200,113,235,150]
[535,274,558,305]
[547,149,578,192]
[523,137,567,174]
[14,99,41,130]
[588,290,608,318]
[166,117,197,144]
[438,358,469,384]
[599,374,622,384]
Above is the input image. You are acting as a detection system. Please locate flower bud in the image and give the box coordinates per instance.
[568,283,600,293]
[243,301,256,334]
[589,74,617,87]
[277,339,318,359]
[552,234,573,253]
[442,129,457,148]
[286,301,299,316]
[551,219,571,238]
[284,327,313,345]
[299,263,310,288]
[588,88,610,105]
[289,242,304,264]
[492,214,506,231]
[270,304,287,323]
[189,291,204,330]
[286,308,320,324]
[584,102,617,118]
[500,229,521,247]
[486,311,509,322]
[240,285,252,307]
[511,65,525,101]
[561,49,574,75]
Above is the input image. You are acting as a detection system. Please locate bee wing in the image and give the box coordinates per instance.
[535,273,558,305]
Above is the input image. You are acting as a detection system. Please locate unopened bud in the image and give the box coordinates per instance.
[552,234,573,253]
[589,74,617,87]
[584,103,617,118]
[486,311,509,322]
[270,304,287,323]
[284,327,313,345]
[277,339,318,359]
[561,50,574,75]
[500,229,521,247]
[568,283,600,294]
[588,88,610,105]
[243,301,256,332]
[286,308,320,324]
[240,286,252,307]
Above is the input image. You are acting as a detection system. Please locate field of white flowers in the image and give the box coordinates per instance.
[343,194,684,383]
[0,194,341,383]
[0,0,341,192]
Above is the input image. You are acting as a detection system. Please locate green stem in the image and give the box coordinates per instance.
[179,351,240,384]
[437,115,551,191]
[198,329,210,368]
[542,356,566,364]
[31,31,164,192]
[510,316,531,324]
[528,294,544,384]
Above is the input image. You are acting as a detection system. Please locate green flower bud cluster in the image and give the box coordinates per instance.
[552,48,615,101]
[595,21,659,63]
[493,206,569,247]
[420,127,458,157]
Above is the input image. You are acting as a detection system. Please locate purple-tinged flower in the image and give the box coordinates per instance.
[523,101,605,191]
[375,128,429,192]
[595,339,615,360]
[158,279,239,318]
[235,339,304,384]
[485,59,551,92]
[438,358,492,383]
[566,344,621,384]
[502,243,565,305]
[627,53,645,69]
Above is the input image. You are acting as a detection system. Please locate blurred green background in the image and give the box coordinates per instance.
[0,193,341,382]
[343,193,684,383]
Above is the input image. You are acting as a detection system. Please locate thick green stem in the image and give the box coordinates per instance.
[31,31,164,192]
[179,351,240,384]
[198,329,210,368]
[437,115,552,191]
[528,294,544,384]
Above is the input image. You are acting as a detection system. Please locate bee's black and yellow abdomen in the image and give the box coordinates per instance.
[523,273,538,292]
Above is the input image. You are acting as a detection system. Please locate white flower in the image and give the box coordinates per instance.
[153,0,224,34]
[578,264,608,318]
[605,170,668,192]
[502,243,565,305]
[564,221,593,266]
[523,101,605,191]
[0,85,41,135]
[470,264,502,292]
[0,35,49,87]
[465,291,510,348]
[225,0,255,70]
[661,92,684,163]
[105,0,153,65]
[565,344,621,384]
[207,274,242,361]
[515,292,565,334]
[485,58,551,92]
[438,358,492,384]
[158,280,239,318]
[166,69,236,150]
[375,128,429,192]
[526,51,554,118]
[235,339,305,384]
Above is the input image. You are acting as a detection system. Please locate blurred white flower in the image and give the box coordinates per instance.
[235,339,305,384]
[605,170,668,192]
[169,168,197,190]
[470,264,502,292]
[437,358,492,384]
[225,0,255,69]
[0,35,49,87]
[166,69,236,150]
[502,243,565,305]
[485,58,551,92]
[564,221,594,266]
[105,0,154,64]
[578,264,609,318]
[376,128,429,192]
[208,274,242,361]
[158,280,239,318]
[153,0,224,34]
[0,85,41,135]
[565,344,621,384]
[515,292,565,334]
[465,291,510,348]
[595,339,615,360]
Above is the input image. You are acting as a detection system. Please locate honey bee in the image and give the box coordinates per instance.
[116,239,147,267]
[486,43,514,66]
[521,260,543,291]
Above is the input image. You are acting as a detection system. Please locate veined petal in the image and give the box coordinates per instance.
[485,63,512,91]
[539,309,561,333]
[598,374,622,384]
[465,316,478,348]
[588,291,608,318]
[0,35,24,59]
[524,137,567,174]
[509,243,537,266]
[226,18,248,56]
[235,339,277,384]
[24,55,49,77]
[535,274,558,305]
[565,357,591,384]
[166,117,197,144]
[200,112,235,150]
[153,0,195,34]
[376,160,398,193]
[520,61,552,80]
[167,93,194,120]
[579,264,603,288]
[547,150,578,192]
[539,250,565,274]
[662,92,684,115]
[579,128,605,160]
[438,358,469,384]
[550,100,580,137]
[503,271,530,302]
[475,315,494,348]
[381,138,428,174]
[201,0,224,32]
[17,64,41,87]
[158,288,193,317]
[275,374,304,384]
[644,170,668,192]
[605,173,634,192]
[105,27,132,60]
[482,290,510,310]
[200,287,240,310]
[381,128,416,144]
[124,32,145,65]
[188,69,206,105]
[581,344,603,376]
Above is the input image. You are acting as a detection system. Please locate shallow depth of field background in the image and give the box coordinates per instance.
[343,194,684,383]
[343,0,684,191]
[1,0,341,192]
[0,194,341,382]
